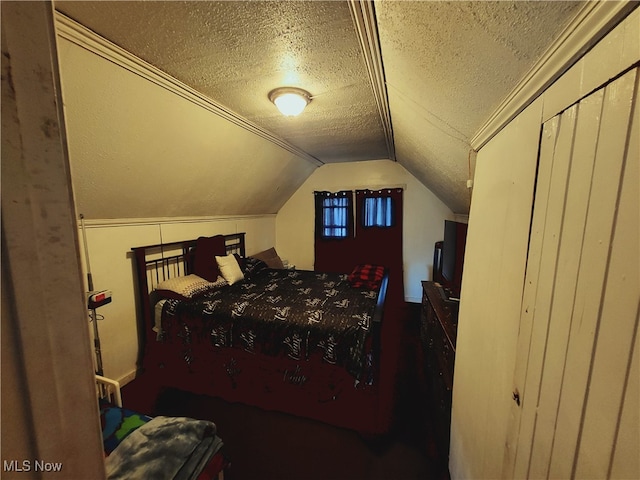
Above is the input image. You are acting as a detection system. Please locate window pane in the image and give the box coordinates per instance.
[322,197,349,237]
[363,197,393,227]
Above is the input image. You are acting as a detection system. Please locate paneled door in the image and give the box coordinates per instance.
[504,67,639,478]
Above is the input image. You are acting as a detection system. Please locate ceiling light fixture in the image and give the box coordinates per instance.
[269,87,312,117]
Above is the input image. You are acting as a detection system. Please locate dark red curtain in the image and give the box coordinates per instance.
[314,188,404,307]
[314,190,355,273]
[354,188,404,308]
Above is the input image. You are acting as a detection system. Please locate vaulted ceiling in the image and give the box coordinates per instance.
[54,0,584,214]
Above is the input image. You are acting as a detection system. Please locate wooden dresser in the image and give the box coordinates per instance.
[420,281,459,460]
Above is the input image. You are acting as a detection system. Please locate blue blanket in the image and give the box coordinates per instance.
[105,416,223,480]
[100,400,152,455]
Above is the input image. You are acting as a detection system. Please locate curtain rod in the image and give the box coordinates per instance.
[313,183,406,194]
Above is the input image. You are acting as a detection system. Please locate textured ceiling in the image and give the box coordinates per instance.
[55,0,583,214]
[375,0,584,212]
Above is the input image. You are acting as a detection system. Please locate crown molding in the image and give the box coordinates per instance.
[54,11,323,167]
[349,0,396,161]
[471,1,638,151]
[76,214,277,228]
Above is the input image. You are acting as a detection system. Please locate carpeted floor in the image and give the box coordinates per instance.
[121,302,450,480]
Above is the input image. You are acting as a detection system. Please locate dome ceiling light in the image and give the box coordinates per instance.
[269,87,312,117]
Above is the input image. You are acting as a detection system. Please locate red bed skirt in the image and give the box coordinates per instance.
[136,303,407,436]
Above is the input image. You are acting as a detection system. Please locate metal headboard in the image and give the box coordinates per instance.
[131,233,246,364]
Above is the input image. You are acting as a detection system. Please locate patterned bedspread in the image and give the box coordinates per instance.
[158,268,381,382]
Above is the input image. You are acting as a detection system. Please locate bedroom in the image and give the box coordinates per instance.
[2,1,638,479]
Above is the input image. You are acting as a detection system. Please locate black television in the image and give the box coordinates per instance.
[434,220,468,300]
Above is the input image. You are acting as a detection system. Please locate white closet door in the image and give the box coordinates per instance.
[505,67,639,479]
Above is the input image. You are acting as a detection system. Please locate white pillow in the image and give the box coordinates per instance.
[216,254,244,285]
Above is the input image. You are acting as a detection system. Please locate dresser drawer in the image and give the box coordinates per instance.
[421,281,459,461]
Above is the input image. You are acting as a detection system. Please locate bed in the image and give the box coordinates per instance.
[131,233,392,434]
[96,375,228,480]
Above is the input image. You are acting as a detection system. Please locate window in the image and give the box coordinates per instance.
[362,195,394,227]
[322,197,350,237]
[314,191,353,239]
[315,188,403,285]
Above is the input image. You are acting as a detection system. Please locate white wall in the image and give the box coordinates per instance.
[450,98,543,479]
[80,215,276,384]
[276,159,453,302]
[450,6,639,479]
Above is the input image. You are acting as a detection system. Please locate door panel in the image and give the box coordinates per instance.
[572,68,639,480]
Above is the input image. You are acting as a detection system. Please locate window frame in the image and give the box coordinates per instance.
[322,196,350,238]
[314,190,354,240]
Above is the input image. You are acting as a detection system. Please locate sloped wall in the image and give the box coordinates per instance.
[55,15,318,220]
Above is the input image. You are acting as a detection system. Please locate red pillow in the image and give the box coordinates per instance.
[193,235,226,281]
[348,264,386,290]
